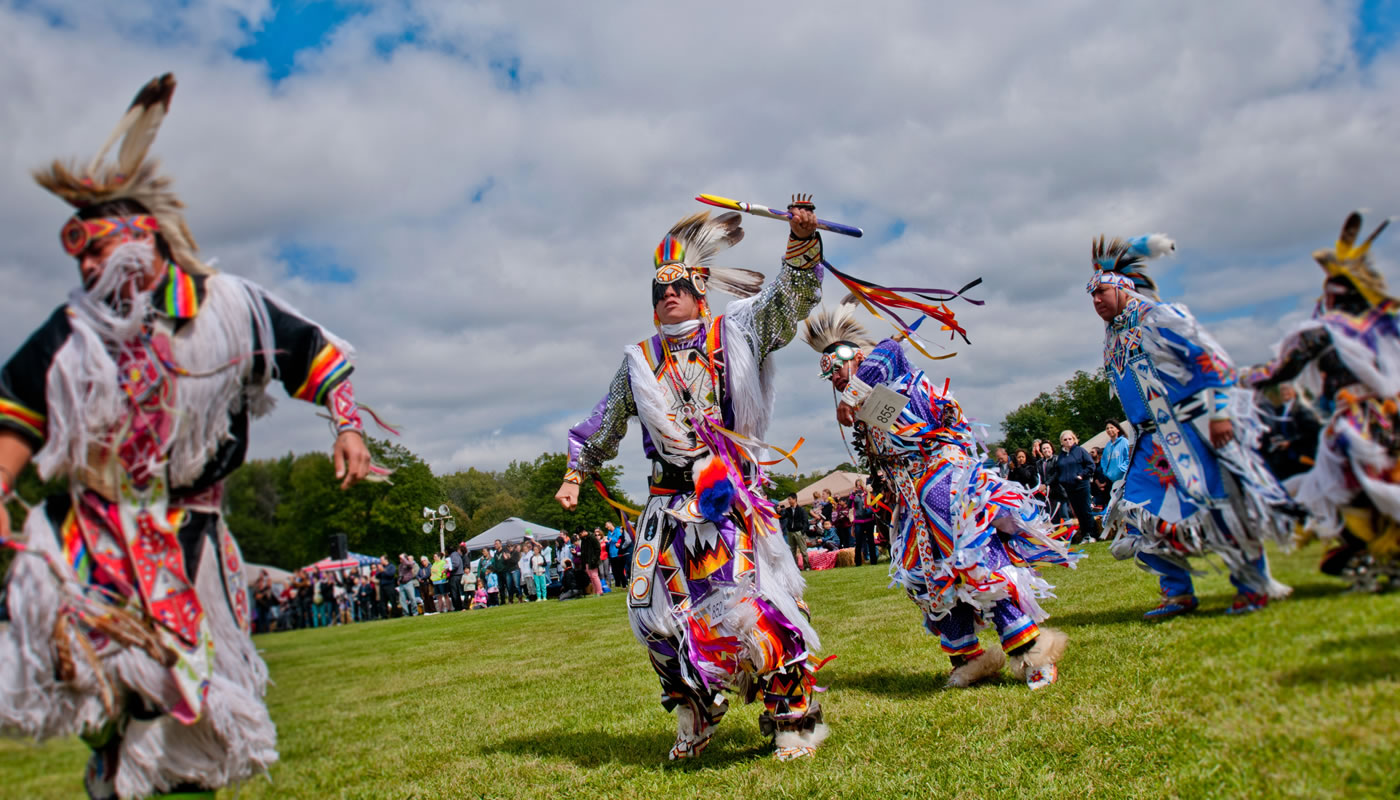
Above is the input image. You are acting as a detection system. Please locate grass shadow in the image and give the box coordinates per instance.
[836,667,980,698]
[484,726,768,769]
[1277,630,1400,687]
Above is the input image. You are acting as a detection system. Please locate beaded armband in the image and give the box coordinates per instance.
[783,232,823,270]
[563,468,584,485]
[328,380,364,435]
[841,377,874,409]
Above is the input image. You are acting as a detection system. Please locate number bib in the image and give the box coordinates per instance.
[856,385,911,431]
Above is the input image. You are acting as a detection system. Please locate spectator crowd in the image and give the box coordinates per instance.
[250,522,636,633]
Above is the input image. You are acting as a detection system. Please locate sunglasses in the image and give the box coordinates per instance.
[819,344,859,379]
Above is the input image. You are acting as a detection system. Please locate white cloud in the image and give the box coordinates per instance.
[1,0,1397,495]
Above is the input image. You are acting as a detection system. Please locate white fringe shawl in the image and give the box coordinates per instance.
[625,304,775,467]
[0,505,277,796]
[35,274,353,488]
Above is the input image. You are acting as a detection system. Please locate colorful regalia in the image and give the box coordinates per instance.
[1241,212,1400,591]
[0,75,376,799]
[801,302,1080,690]
[1087,233,1295,617]
[565,206,828,761]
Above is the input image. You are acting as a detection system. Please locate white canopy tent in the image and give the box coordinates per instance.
[463,517,560,552]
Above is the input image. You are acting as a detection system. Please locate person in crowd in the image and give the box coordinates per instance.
[253,571,275,634]
[810,520,841,552]
[397,554,420,617]
[503,542,524,604]
[489,540,510,605]
[850,480,877,565]
[446,543,467,612]
[376,555,398,620]
[356,571,376,621]
[317,570,337,627]
[463,550,480,603]
[1101,420,1131,487]
[992,447,1012,478]
[485,565,500,607]
[531,542,549,601]
[579,527,603,596]
[779,493,810,570]
[1089,448,1113,510]
[563,559,586,601]
[295,569,315,629]
[470,578,489,610]
[518,540,537,601]
[1256,384,1321,482]
[335,573,352,625]
[416,555,436,615]
[432,552,451,613]
[1055,431,1100,543]
[605,521,630,587]
[1010,448,1037,488]
[1036,441,1062,521]
[833,493,852,549]
[592,528,612,589]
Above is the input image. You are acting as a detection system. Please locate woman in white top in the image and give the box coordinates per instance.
[519,541,537,601]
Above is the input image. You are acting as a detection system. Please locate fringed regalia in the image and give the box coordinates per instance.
[0,74,376,799]
[802,301,1078,689]
[1088,234,1295,615]
[566,209,827,761]
[1242,212,1400,590]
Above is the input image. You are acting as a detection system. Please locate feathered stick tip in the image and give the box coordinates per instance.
[1127,233,1176,259]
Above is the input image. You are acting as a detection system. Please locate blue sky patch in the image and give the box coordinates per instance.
[234,1,368,82]
[1356,0,1400,67]
[278,242,356,284]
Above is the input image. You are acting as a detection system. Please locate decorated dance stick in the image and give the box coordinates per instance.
[695,193,864,238]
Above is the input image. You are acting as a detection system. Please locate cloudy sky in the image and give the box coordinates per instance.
[1,0,1397,488]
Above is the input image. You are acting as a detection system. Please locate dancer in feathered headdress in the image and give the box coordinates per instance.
[1241,212,1400,591]
[0,74,382,799]
[557,197,830,762]
[1088,232,1296,619]
[800,299,1080,690]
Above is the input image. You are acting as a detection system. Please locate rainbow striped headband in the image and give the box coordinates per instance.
[61,214,160,257]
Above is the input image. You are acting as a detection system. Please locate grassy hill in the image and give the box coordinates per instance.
[2,542,1397,799]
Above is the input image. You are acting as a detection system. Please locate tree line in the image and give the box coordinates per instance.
[223,441,637,570]
[998,368,1119,452]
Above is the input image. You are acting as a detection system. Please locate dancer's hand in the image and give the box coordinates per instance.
[555,481,579,511]
[333,431,371,489]
[790,207,818,239]
[1209,419,1234,449]
[837,401,857,427]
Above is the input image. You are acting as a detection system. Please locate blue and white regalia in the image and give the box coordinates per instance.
[1088,234,1295,617]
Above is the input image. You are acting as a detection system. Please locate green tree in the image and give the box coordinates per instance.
[1000,368,1120,452]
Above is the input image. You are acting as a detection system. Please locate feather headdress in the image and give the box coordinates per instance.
[1315,211,1392,308]
[34,73,209,275]
[1085,233,1175,300]
[801,295,877,378]
[653,211,765,302]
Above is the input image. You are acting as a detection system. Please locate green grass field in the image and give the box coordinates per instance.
[2,542,1397,799]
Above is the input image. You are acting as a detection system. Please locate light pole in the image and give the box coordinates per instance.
[422,504,457,553]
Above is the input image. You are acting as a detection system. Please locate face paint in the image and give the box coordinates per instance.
[61,215,159,257]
